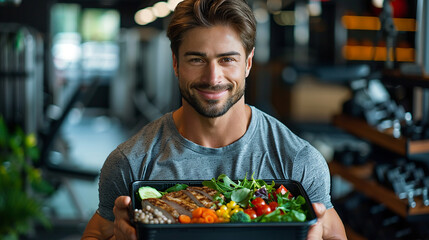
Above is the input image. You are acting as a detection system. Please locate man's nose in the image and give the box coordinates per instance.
[203,61,222,85]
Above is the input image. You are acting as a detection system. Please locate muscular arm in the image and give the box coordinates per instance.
[82,196,137,240]
[82,213,114,240]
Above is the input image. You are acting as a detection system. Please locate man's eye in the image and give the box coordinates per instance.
[220,57,234,63]
[189,58,204,63]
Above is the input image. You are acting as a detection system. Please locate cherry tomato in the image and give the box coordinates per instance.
[269,201,278,210]
[256,205,272,216]
[276,185,293,199]
[244,208,257,219]
[276,185,288,195]
[251,197,266,208]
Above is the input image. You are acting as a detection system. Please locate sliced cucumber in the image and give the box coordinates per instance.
[138,186,162,200]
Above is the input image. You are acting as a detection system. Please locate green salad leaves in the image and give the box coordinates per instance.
[202,173,309,223]
[202,173,275,208]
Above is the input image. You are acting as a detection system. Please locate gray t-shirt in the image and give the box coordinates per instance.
[97,106,332,221]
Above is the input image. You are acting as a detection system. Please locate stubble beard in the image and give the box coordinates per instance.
[179,81,245,118]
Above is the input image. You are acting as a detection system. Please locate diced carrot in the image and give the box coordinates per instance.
[197,217,205,223]
[202,209,217,219]
[189,207,220,224]
[204,215,215,223]
[178,215,191,224]
[192,207,205,218]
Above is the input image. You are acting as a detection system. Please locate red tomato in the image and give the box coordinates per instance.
[251,197,266,208]
[276,185,293,199]
[276,185,288,195]
[244,208,257,219]
[256,205,272,216]
[269,201,278,210]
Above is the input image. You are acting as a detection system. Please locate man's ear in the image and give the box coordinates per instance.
[172,53,178,77]
[245,48,255,78]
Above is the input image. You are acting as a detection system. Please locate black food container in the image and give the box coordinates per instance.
[129,179,317,240]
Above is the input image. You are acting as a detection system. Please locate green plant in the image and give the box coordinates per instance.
[0,116,53,240]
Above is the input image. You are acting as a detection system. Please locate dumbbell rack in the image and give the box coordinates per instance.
[329,161,429,218]
[332,114,429,156]
[330,74,429,219]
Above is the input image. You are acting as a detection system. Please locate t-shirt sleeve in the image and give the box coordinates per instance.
[291,144,333,209]
[97,148,135,222]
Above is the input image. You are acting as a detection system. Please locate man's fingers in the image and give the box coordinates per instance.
[113,196,137,240]
[124,221,137,240]
[306,221,323,240]
[306,203,326,240]
[115,196,132,209]
[115,217,137,240]
[113,196,131,220]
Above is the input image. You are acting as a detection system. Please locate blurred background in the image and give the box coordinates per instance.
[1,0,429,239]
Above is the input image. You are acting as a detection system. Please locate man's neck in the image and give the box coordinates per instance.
[173,99,251,148]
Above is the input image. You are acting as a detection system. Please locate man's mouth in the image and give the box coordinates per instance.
[194,84,231,100]
[197,88,228,100]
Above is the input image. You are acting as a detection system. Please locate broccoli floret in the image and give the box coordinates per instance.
[230,211,251,223]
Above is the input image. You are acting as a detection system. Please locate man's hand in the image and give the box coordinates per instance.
[306,203,347,240]
[113,196,137,240]
[307,203,326,240]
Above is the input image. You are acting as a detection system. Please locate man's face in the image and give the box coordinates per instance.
[173,25,253,118]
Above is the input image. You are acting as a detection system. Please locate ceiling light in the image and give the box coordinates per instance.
[153,1,171,18]
[372,0,383,8]
[167,0,183,11]
[135,8,156,25]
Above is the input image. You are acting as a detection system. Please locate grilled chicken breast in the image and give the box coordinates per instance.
[187,186,223,199]
[140,186,222,222]
[185,189,216,209]
[161,190,200,212]
[141,198,179,222]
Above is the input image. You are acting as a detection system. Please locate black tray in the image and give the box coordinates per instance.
[129,179,317,240]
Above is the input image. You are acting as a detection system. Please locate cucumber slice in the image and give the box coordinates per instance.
[138,186,162,200]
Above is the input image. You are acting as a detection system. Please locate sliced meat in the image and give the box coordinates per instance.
[138,186,224,224]
[162,190,200,212]
[161,199,192,217]
[186,187,214,201]
[187,186,225,201]
[141,198,178,223]
[185,189,216,209]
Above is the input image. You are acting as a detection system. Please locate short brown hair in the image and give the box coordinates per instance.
[167,0,256,58]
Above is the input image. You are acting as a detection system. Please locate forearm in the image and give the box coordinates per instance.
[323,208,347,240]
[82,213,115,240]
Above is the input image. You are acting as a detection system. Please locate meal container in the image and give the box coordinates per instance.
[129,179,317,240]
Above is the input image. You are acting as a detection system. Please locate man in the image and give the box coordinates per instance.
[82,0,347,239]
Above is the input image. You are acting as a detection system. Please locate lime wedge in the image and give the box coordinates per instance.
[138,186,162,200]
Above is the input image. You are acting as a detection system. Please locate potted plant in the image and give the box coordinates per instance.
[0,116,53,240]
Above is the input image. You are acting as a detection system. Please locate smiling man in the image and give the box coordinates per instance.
[177,26,248,118]
[82,0,347,239]
[172,25,253,148]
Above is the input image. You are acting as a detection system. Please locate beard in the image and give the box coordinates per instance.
[179,81,245,118]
